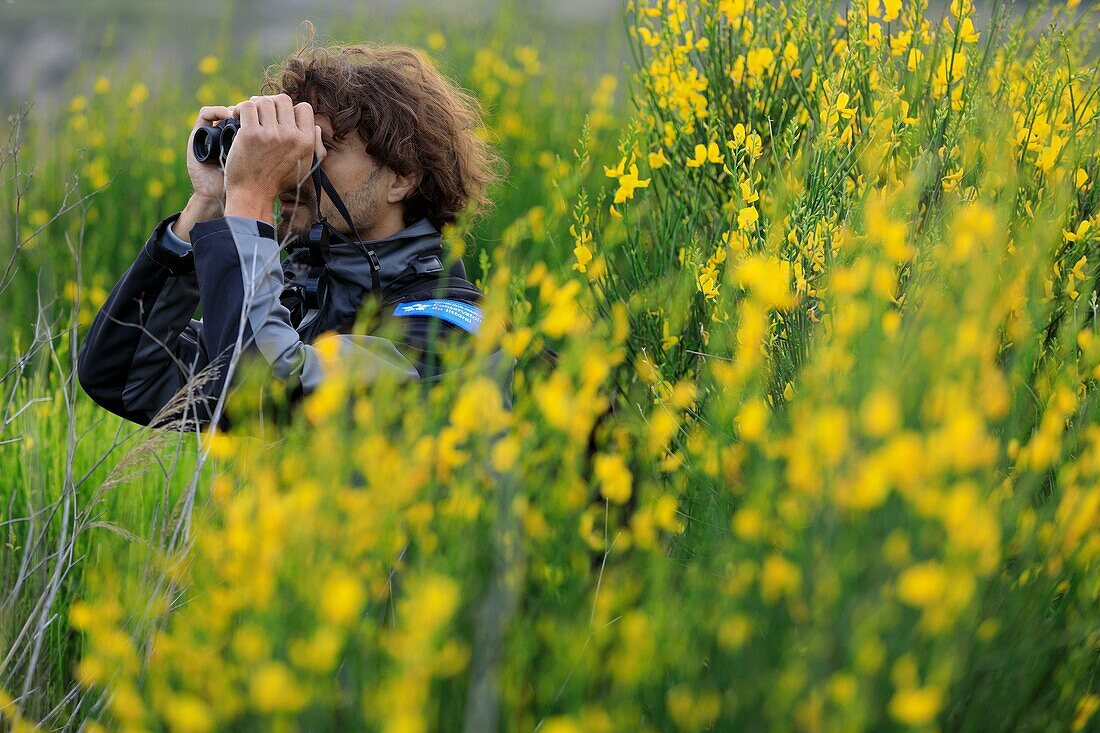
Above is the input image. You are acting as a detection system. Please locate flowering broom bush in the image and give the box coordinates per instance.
[3,0,1100,731]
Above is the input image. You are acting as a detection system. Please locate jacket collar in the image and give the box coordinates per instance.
[285,217,484,340]
[312,217,447,296]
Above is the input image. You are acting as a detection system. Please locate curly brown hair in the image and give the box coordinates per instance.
[262,26,502,230]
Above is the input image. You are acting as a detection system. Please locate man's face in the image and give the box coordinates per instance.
[275,114,387,245]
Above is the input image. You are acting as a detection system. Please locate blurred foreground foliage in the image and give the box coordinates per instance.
[3,0,1100,731]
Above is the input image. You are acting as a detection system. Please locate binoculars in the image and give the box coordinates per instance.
[192,117,240,167]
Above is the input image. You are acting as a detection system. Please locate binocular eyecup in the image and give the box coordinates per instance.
[192,117,241,167]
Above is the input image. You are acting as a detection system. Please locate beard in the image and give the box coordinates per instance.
[275,197,315,246]
[275,168,384,246]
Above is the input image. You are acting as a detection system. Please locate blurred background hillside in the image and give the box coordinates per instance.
[0,0,626,120]
[4,0,1094,125]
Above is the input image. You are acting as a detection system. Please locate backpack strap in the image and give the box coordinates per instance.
[392,298,483,335]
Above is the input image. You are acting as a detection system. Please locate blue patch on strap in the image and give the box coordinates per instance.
[393,299,483,335]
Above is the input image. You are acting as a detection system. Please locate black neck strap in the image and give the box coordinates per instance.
[307,154,381,294]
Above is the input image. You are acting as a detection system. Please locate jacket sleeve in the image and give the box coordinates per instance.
[77,212,222,430]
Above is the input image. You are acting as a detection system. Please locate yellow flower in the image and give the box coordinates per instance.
[933,51,967,98]
[661,320,681,348]
[719,0,749,22]
[1036,134,1064,171]
[614,164,651,204]
[573,242,593,272]
[69,601,95,630]
[761,554,801,603]
[413,574,461,627]
[427,32,446,51]
[603,156,627,178]
[501,326,533,357]
[94,76,111,94]
[687,144,708,168]
[890,30,913,55]
[1070,255,1088,281]
[437,425,469,474]
[732,507,764,539]
[594,453,632,504]
[638,26,661,47]
[76,657,108,686]
[698,268,720,299]
[722,229,749,251]
[957,17,980,43]
[867,22,884,49]
[883,0,902,21]
[896,561,948,607]
[250,662,307,713]
[941,168,963,192]
[110,683,145,724]
[783,42,799,67]
[667,686,721,730]
[204,429,236,459]
[737,398,769,442]
[746,47,775,78]
[737,205,759,230]
[490,434,521,472]
[1076,168,1090,189]
[647,410,679,455]
[198,55,220,75]
[823,90,857,128]
[290,628,342,673]
[541,718,583,733]
[889,686,944,726]
[321,570,365,626]
[1063,220,1091,242]
[735,255,796,308]
[304,379,346,424]
[653,494,683,532]
[164,695,215,733]
[745,133,763,158]
[128,83,149,107]
[450,377,509,433]
[146,179,165,198]
[515,45,542,75]
[648,148,670,168]
[541,279,584,337]
[29,209,50,228]
[860,388,901,437]
[717,615,752,649]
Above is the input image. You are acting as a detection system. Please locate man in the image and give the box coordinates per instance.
[77,42,508,431]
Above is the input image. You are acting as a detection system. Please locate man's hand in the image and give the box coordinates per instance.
[223,94,326,224]
[185,105,237,203]
[171,105,239,242]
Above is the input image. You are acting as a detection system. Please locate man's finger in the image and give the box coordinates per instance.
[195,105,234,126]
[272,94,295,128]
[254,96,277,127]
[314,125,327,163]
[293,101,315,133]
[237,100,259,129]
